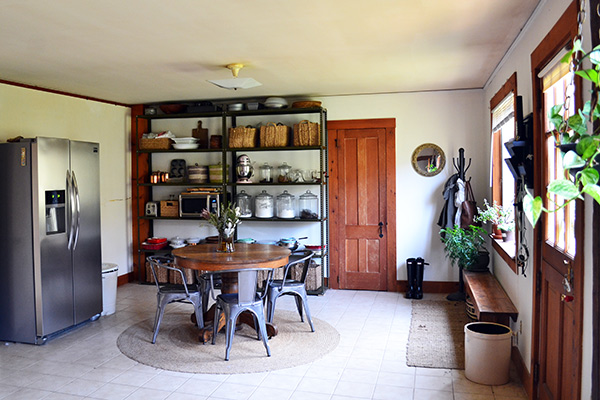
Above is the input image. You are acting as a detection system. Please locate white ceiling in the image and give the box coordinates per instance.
[0,0,540,105]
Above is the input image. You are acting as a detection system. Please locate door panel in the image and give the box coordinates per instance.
[36,137,73,335]
[331,123,391,291]
[70,141,102,323]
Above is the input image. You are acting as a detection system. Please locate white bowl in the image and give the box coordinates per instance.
[172,143,199,150]
[172,137,199,143]
[186,237,201,244]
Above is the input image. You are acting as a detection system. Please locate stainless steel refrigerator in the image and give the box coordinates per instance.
[0,137,102,344]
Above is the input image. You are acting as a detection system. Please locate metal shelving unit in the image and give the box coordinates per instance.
[134,106,328,294]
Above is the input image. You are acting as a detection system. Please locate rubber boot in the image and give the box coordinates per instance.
[404,258,416,299]
[414,257,428,299]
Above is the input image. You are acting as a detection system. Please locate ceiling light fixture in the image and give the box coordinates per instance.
[208,63,262,90]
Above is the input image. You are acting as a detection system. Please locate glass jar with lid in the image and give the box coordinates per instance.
[235,190,253,217]
[254,190,274,218]
[276,190,296,219]
[299,190,319,219]
[277,162,292,183]
[259,162,273,183]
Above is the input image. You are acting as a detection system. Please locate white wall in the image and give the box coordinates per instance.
[313,91,486,284]
[483,0,593,397]
[0,83,132,277]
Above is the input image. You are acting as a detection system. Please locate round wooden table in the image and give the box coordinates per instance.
[172,243,290,343]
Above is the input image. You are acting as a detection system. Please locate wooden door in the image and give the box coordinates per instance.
[328,119,397,291]
[531,3,584,398]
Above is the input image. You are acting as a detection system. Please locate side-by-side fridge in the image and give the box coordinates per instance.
[0,137,102,344]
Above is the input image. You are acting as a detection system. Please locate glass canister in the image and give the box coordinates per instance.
[299,190,319,219]
[277,162,292,183]
[276,190,296,219]
[259,162,273,183]
[235,190,253,217]
[254,190,274,218]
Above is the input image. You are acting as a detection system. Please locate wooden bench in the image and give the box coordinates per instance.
[463,270,518,326]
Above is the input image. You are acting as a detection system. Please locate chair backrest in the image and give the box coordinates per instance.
[146,255,192,296]
[280,250,314,288]
[212,268,273,306]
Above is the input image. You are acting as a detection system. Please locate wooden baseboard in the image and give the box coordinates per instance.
[512,346,532,399]
[117,272,135,287]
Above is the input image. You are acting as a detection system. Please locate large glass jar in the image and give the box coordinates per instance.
[276,190,295,219]
[254,190,274,218]
[299,190,319,219]
[235,190,253,217]
[277,162,292,183]
[259,162,273,183]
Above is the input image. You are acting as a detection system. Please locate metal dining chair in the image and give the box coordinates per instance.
[147,255,204,344]
[265,250,315,332]
[209,268,274,361]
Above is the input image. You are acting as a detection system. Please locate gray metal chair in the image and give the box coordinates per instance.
[147,255,204,344]
[265,250,315,332]
[210,268,273,361]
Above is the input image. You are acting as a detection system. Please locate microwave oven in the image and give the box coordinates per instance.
[179,192,220,217]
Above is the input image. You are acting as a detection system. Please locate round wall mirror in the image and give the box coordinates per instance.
[411,143,446,177]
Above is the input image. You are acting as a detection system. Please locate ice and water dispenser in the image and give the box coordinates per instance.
[45,190,66,234]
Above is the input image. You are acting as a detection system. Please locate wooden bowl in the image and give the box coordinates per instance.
[292,101,322,108]
[160,104,187,114]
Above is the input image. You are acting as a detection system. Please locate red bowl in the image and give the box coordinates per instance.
[305,244,325,251]
[147,237,167,244]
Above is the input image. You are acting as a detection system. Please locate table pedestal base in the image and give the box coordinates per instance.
[192,306,278,344]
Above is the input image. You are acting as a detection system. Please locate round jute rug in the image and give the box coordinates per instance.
[117,310,340,374]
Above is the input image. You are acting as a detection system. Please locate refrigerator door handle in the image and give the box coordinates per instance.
[66,170,75,250]
[72,171,81,250]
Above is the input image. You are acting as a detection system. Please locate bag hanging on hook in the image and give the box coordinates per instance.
[460,179,479,228]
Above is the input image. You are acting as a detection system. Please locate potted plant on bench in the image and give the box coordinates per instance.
[440,225,489,272]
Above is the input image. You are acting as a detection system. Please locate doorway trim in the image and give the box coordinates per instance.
[327,118,398,291]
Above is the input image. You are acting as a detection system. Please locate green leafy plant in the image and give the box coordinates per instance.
[474,199,514,231]
[201,202,241,237]
[440,225,489,270]
[525,39,600,226]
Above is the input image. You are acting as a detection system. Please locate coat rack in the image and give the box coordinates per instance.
[452,147,471,181]
[447,147,471,302]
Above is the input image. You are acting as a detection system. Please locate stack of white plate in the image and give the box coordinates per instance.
[264,97,288,109]
[172,137,199,150]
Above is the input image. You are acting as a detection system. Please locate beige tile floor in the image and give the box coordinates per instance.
[0,284,527,400]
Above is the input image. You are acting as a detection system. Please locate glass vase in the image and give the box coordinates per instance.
[217,233,235,253]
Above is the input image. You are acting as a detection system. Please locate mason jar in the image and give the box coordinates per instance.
[298,190,319,219]
[259,162,273,183]
[276,190,296,219]
[235,190,253,217]
[254,190,274,218]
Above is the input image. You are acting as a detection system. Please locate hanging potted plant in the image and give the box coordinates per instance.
[525,39,600,225]
[439,225,489,272]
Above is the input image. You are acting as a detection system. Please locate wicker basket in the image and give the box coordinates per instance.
[160,200,179,217]
[139,137,172,150]
[146,261,169,284]
[229,126,258,148]
[293,120,320,146]
[170,268,196,285]
[260,123,290,147]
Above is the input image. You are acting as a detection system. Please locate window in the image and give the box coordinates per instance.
[489,73,517,271]
[540,53,577,256]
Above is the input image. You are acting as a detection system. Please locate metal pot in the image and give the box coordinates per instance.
[277,236,307,252]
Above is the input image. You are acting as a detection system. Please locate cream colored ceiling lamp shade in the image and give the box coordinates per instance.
[208,63,262,90]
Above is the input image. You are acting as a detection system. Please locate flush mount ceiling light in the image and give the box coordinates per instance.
[208,63,262,90]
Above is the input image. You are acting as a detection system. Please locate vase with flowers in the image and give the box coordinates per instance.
[201,203,241,253]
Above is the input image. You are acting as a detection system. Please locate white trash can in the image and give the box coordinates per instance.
[101,263,119,316]
[465,322,512,385]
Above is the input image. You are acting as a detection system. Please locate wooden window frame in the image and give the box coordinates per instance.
[489,73,518,273]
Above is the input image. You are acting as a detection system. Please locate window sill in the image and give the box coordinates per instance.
[491,236,517,274]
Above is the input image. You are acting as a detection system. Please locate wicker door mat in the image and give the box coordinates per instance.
[406,300,470,369]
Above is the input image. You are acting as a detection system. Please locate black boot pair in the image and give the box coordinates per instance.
[405,257,428,299]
